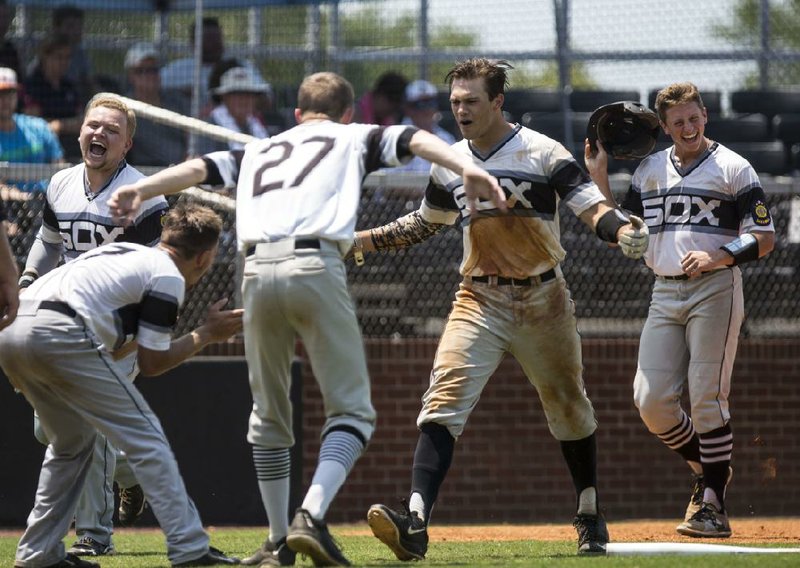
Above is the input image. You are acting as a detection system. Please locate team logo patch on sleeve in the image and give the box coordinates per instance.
[753,199,771,226]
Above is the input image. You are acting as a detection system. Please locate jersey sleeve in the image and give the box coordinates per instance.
[732,164,774,234]
[201,150,244,189]
[135,274,184,351]
[545,143,605,216]
[364,125,418,173]
[419,170,461,225]
[121,199,168,247]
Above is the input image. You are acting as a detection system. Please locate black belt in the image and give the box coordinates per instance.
[471,268,556,286]
[659,274,690,281]
[39,300,77,318]
[246,238,321,257]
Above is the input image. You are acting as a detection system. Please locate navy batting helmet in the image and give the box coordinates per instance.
[587,101,660,160]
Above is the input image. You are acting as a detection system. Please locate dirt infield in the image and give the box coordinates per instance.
[343,518,800,544]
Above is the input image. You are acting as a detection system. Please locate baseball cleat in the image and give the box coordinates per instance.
[677,503,732,538]
[682,467,733,525]
[286,508,350,567]
[118,483,147,527]
[17,553,101,567]
[67,536,115,557]
[367,502,428,561]
[241,536,295,566]
[573,513,609,555]
[172,546,240,566]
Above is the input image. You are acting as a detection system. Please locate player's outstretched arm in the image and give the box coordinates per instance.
[348,211,448,265]
[408,129,507,215]
[110,158,209,226]
[137,298,244,377]
[0,222,19,331]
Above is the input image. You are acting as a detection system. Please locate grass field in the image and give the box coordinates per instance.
[2,523,800,567]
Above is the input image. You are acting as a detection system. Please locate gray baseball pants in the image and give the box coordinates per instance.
[0,303,209,567]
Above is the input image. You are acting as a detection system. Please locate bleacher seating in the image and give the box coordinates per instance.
[705,114,772,143]
[730,89,800,119]
[502,89,561,122]
[568,89,641,112]
[647,89,722,114]
[726,141,789,176]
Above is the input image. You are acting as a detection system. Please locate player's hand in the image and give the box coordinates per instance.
[197,298,244,343]
[680,249,728,278]
[461,164,507,215]
[0,279,19,332]
[584,138,608,179]
[109,185,144,227]
[617,215,649,259]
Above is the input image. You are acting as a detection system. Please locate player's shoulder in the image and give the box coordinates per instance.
[710,142,754,169]
[47,162,82,191]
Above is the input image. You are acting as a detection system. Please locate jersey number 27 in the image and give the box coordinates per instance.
[252,136,335,197]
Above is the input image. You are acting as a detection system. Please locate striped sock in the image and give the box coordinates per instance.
[301,428,365,519]
[699,424,733,511]
[253,446,291,542]
[657,412,702,473]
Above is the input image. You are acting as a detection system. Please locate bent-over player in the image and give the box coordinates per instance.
[0,203,241,568]
[108,70,506,567]
[354,58,649,559]
[18,94,167,556]
[586,82,774,538]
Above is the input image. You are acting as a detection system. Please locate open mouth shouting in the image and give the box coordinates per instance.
[88,140,107,158]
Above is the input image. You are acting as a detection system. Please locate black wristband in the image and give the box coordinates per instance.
[18,270,38,289]
[721,233,759,265]
[595,209,628,243]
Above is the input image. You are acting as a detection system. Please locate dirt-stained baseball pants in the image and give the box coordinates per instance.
[417,273,597,441]
[0,303,210,567]
[243,238,376,449]
[634,267,743,434]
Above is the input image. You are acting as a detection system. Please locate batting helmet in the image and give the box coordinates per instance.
[587,101,660,160]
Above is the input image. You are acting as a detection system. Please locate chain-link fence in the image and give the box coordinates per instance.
[3,0,800,337]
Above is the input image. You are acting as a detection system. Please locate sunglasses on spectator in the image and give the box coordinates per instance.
[133,67,160,75]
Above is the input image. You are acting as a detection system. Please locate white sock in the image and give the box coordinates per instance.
[302,461,347,519]
[577,487,598,515]
[258,478,290,542]
[408,492,427,522]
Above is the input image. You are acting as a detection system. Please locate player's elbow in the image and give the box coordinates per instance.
[137,348,171,377]
[757,231,775,258]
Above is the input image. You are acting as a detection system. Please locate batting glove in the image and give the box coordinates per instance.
[618,215,649,259]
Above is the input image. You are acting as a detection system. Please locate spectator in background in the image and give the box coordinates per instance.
[355,71,408,126]
[0,0,20,79]
[196,66,271,154]
[396,79,455,172]
[52,4,93,101]
[208,58,281,135]
[23,33,84,162]
[0,67,64,257]
[160,16,262,115]
[124,42,189,168]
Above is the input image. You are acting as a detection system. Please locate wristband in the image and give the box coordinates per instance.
[18,270,38,289]
[595,209,629,243]
[720,233,759,265]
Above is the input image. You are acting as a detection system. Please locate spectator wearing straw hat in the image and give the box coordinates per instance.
[196,66,272,154]
[124,42,189,168]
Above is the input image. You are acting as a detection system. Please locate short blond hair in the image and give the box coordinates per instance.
[297,72,354,122]
[654,82,705,123]
[84,94,137,140]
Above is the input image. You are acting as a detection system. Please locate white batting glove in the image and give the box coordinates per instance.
[618,215,649,259]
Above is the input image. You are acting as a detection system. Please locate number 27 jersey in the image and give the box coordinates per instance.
[203,120,415,248]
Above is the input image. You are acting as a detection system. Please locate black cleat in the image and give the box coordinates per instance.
[683,473,705,522]
[677,503,732,538]
[118,484,147,527]
[286,508,350,567]
[241,537,295,566]
[67,536,115,557]
[172,546,240,566]
[15,554,101,568]
[573,513,609,555]
[367,501,428,561]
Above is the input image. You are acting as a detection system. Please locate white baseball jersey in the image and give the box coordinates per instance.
[21,242,184,352]
[201,121,416,249]
[623,142,775,276]
[421,124,606,278]
[38,161,168,262]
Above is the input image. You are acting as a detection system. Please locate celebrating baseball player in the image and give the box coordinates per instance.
[585,82,775,538]
[0,198,18,331]
[18,94,168,557]
[108,70,505,567]
[353,58,648,560]
[0,203,242,568]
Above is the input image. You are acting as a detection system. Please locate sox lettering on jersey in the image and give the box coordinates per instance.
[453,177,531,212]
[58,220,125,251]
[642,195,721,227]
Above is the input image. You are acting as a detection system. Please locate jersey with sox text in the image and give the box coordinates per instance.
[201,121,416,249]
[421,124,606,279]
[622,142,775,276]
[21,242,184,353]
[37,161,168,262]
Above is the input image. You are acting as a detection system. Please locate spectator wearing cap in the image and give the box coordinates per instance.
[195,66,272,154]
[0,67,64,258]
[396,79,456,172]
[354,71,408,126]
[124,42,189,168]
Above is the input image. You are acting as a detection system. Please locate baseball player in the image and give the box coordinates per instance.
[0,203,242,568]
[108,70,506,567]
[18,94,168,556]
[586,82,775,538]
[353,58,648,560]
[0,197,18,331]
